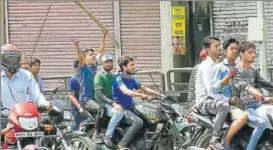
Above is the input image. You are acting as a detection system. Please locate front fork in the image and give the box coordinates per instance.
[56,128,73,150]
[17,139,23,150]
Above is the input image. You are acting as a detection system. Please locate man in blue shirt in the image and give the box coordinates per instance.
[1,44,51,130]
[68,60,87,130]
[72,31,106,142]
[112,56,165,150]
[28,57,43,92]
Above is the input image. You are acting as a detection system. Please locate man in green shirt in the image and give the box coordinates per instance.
[94,54,123,148]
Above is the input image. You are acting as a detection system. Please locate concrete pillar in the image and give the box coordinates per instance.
[160,1,174,91]
[0,1,6,45]
[160,1,173,74]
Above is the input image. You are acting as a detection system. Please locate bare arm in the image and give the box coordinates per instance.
[72,40,85,66]
[247,87,263,101]
[96,31,107,63]
[231,71,263,101]
[119,85,145,98]
[139,85,161,96]
[69,91,82,109]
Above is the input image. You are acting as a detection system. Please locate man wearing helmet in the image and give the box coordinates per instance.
[1,44,51,130]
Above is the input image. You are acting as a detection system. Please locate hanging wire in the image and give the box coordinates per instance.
[29,4,52,61]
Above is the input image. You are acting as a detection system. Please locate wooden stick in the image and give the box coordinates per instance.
[74,0,120,49]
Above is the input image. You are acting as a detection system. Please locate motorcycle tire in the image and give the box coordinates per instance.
[195,133,212,148]
[67,136,96,150]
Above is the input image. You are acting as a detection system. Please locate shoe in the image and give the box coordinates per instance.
[208,137,224,150]
[92,132,103,143]
[103,136,115,149]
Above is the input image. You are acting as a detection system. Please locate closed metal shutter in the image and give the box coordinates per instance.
[212,1,273,66]
[7,1,115,89]
[120,1,161,86]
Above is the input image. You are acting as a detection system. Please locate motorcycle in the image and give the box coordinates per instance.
[1,101,50,150]
[38,99,95,150]
[79,95,192,150]
[189,103,273,150]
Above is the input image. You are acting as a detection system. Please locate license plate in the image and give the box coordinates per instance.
[60,122,74,126]
[15,132,44,138]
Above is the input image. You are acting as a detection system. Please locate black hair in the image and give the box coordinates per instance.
[118,56,135,71]
[202,36,220,48]
[223,38,239,50]
[238,41,256,53]
[81,48,95,55]
[73,60,79,69]
[29,57,41,66]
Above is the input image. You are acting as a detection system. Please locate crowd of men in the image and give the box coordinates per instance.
[1,31,164,150]
[194,36,273,150]
[2,32,273,150]
[69,31,164,150]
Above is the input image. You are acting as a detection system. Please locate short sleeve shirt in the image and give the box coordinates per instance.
[79,63,98,104]
[112,72,141,109]
[68,75,80,110]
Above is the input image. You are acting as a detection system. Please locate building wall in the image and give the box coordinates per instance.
[6,1,161,89]
[212,1,273,66]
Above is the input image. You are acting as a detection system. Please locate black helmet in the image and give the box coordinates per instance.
[1,50,22,74]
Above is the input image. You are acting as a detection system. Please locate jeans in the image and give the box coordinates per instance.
[104,104,124,138]
[71,109,88,130]
[119,109,143,147]
[82,100,100,115]
[245,103,266,150]
[1,114,8,130]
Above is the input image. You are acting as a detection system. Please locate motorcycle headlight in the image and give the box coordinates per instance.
[18,117,39,131]
[62,110,72,121]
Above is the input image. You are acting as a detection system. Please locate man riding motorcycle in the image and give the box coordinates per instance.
[1,44,51,130]
[94,54,123,148]
[195,36,230,150]
[230,41,273,150]
[112,56,165,150]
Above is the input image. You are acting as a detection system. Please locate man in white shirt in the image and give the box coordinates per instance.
[1,44,50,130]
[195,36,230,150]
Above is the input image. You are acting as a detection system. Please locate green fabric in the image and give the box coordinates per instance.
[94,70,113,105]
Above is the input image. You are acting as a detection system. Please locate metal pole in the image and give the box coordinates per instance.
[257,1,268,79]
[74,0,120,49]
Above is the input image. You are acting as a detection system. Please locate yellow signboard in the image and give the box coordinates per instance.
[171,6,186,55]
[171,6,186,37]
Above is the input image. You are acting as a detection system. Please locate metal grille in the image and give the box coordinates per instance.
[42,70,165,102]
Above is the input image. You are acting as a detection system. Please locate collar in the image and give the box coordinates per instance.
[1,69,21,78]
[205,56,217,64]
[223,58,238,67]
[223,59,229,65]
[118,71,132,79]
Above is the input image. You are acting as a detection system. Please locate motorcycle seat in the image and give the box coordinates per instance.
[190,106,229,128]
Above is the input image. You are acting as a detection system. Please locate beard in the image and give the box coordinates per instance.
[104,66,113,72]
[126,70,135,75]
